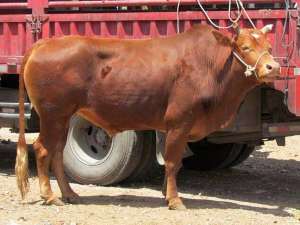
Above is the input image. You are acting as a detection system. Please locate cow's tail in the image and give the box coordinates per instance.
[15,50,31,200]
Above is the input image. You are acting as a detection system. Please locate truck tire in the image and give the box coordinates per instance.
[182,141,252,171]
[226,144,255,168]
[126,131,162,182]
[63,115,143,185]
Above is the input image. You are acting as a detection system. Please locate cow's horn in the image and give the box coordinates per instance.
[261,24,273,34]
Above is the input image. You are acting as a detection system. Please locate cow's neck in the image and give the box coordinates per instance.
[208,47,259,95]
[212,49,260,126]
[224,51,258,94]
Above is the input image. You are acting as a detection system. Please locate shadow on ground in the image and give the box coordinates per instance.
[1,142,300,217]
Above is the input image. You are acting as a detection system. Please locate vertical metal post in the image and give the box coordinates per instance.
[27,0,49,43]
[28,0,48,16]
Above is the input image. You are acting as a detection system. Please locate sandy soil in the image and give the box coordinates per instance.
[1,129,300,225]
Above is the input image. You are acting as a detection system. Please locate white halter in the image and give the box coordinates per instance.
[233,51,270,78]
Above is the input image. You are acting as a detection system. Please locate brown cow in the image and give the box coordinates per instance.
[15,24,279,210]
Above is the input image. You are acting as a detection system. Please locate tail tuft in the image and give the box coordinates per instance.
[15,134,29,199]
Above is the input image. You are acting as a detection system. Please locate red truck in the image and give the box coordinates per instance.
[0,0,300,185]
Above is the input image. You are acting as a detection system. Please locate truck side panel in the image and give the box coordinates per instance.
[0,0,299,120]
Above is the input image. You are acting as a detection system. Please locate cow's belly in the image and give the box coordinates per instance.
[80,75,171,134]
[77,99,167,135]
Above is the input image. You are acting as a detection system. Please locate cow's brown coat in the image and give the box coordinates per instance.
[15,24,279,209]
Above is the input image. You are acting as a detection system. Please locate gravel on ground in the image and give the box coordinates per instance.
[0,129,300,225]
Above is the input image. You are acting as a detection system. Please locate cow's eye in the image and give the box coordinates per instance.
[268,47,272,53]
[241,46,251,52]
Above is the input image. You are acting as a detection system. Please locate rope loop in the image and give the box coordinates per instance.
[233,51,269,78]
[176,0,256,34]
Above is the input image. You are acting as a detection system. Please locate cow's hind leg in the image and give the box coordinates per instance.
[34,116,78,205]
[34,135,64,206]
[164,127,189,210]
[51,147,81,204]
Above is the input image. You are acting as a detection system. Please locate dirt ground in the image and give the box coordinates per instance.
[1,129,300,225]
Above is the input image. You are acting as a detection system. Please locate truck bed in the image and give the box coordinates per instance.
[0,0,299,115]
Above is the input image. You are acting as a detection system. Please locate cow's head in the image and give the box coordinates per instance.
[212,24,280,82]
[233,24,280,82]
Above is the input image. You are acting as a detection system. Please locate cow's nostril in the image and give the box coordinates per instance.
[266,64,273,71]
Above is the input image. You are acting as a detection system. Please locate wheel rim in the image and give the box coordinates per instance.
[69,116,114,166]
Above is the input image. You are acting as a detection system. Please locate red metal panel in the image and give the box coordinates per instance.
[275,19,283,60]
[0,8,296,60]
[0,24,5,58]
[288,78,296,115]
[184,20,192,31]
[3,23,11,56]
[295,78,300,115]
[42,20,50,39]
[18,23,26,55]
[100,21,110,37]
[70,22,77,36]
[85,22,93,36]
[43,10,297,63]
[150,21,158,37]
[47,0,288,8]
[0,2,27,9]
[133,21,142,38]
[0,0,300,114]
[0,8,295,58]
[290,16,298,65]
[117,21,126,38]
[55,21,63,36]
[2,22,27,58]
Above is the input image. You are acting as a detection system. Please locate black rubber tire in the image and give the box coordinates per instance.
[63,115,144,185]
[226,144,255,168]
[126,131,162,182]
[182,141,247,171]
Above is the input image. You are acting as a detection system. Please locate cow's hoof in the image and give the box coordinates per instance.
[162,187,166,197]
[62,194,82,204]
[168,197,186,210]
[44,196,64,206]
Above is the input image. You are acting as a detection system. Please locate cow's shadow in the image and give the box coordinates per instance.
[74,149,300,217]
[77,194,292,217]
[1,142,300,217]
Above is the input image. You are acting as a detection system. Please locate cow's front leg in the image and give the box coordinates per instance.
[164,127,189,210]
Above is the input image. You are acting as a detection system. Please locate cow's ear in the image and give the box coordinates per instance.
[212,30,233,47]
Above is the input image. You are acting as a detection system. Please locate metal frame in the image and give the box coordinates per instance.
[46,0,286,8]
[0,0,291,10]
[0,0,299,115]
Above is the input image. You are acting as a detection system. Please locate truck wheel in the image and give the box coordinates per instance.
[226,144,255,168]
[63,115,143,185]
[126,131,161,182]
[182,141,251,171]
